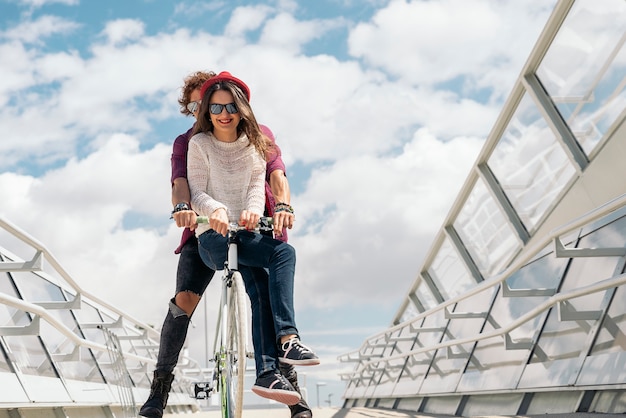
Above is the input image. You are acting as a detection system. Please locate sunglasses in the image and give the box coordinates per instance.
[209,103,238,115]
[186,101,201,113]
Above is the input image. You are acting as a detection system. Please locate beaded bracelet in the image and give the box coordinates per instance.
[275,202,294,214]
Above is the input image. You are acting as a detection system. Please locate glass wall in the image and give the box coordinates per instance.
[340,0,626,414]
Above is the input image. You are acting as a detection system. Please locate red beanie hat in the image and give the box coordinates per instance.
[200,71,251,101]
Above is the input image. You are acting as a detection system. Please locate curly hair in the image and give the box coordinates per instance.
[178,71,217,116]
[193,80,272,159]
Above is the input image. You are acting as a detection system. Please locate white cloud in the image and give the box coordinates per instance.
[0,0,557,391]
[291,128,483,310]
[1,15,79,43]
[224,5,272,37]
[173,1,226,18]
[348,0,556,100]
[100,19,145,45]
[259,12,347,54]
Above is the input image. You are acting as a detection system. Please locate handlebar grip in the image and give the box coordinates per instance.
[194,216,273,230]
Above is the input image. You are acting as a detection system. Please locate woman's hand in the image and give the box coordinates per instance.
[239,210,260,231]
[210,208,229,237]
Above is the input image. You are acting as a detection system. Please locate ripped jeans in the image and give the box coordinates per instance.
[155,235,215,373]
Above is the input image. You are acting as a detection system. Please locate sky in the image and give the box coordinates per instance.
[0,0,557,407]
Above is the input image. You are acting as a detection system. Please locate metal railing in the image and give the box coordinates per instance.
[0,215,202,410]
[340,193,626,381]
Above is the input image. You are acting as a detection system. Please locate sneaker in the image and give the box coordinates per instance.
[251,371,301,405]
[279,337,320,366]
[289,399,313,418]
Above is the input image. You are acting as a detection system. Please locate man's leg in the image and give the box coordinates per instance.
[139,236,214,418]
[279,363,314,418]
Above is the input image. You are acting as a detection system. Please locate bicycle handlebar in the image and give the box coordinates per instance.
[196,216,274,232]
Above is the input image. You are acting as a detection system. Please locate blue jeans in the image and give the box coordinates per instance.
[198,229,299,376]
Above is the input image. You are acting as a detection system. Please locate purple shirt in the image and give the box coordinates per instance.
[171,124,287,253]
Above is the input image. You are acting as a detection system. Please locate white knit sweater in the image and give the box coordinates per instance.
[187,132,266,236]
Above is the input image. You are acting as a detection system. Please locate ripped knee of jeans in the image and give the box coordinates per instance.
[168,298,189,319]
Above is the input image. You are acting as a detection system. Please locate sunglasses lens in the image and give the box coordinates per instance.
[226,103,238,114]
[187,101,199,113]
[209,104,223,115]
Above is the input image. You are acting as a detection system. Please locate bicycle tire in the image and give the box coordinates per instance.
[225,271,247,418]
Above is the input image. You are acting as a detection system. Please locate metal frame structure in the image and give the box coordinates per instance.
[339,0,626,415]
[0,216,206,417]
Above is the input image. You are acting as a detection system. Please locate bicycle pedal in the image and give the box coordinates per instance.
[193,382,214,399]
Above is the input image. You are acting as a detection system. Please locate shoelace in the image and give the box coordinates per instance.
[270,373,292,388]
[284,338,313,354]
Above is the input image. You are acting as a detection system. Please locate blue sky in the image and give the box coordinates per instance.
[0,0,557,408]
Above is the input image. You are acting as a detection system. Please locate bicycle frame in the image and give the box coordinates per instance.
[193,217,273,418]
[215,226,248,418]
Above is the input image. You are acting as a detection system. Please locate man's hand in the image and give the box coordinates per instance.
[173,210,198,231]
[239,210,260,231]
[273,210,294,236]
[210,208,229,237]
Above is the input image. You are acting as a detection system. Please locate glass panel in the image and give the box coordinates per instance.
[579,214,626,356]
[373,327,415,397]
[399,278,440,324]
[536,0,626,155]
[459,320,528,391]
[11,271,66,302]
[386,327,412,358]
[591,283,626,356]
[421,287,497,394]
[3,335,57,378]
[0,273,21,326]
[488,93,576,231]
[39,319,105,384]
[392,310,446,396]
[398,299,419,324]
[415,278,438,311]
[0,338,13,373]
[454,178,520,278]
[524,217,626,388]
[505,250,568,293]
[427,237,476,301]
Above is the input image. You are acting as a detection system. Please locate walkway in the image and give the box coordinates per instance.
[164,407,626,418]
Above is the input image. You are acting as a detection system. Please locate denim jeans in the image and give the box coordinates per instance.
[156,235,215,373]
[198,229,299,376]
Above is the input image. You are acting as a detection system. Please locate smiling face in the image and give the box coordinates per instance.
[208,89,241,142]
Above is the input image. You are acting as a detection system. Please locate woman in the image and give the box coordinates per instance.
[187,71,319,405]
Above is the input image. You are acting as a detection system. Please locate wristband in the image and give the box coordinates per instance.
[170,202,190,219]
[275,202,294,214]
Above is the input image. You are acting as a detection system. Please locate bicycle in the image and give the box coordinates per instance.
[192,216,273,418]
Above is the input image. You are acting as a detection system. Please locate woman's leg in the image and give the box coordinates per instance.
[236,232,319,365]
[236,231,298,340]
[198,231,300,404]
[239,265,279,377]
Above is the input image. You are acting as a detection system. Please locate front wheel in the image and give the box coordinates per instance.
[224,271,247,418]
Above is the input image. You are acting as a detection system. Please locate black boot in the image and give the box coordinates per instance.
[279,363,313,418]
[138,370,174,418]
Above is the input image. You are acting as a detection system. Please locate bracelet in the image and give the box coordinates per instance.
[170,202,190,219]
[275,202,294,214]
